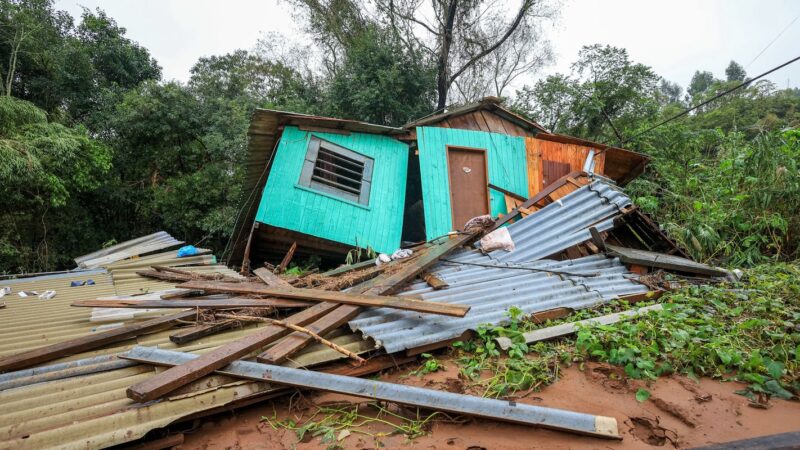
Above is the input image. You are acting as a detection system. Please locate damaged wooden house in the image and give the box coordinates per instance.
[228,97,653,268]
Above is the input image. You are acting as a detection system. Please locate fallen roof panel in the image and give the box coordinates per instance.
[350,253,648,353]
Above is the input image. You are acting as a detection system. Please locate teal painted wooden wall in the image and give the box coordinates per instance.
[256,126,409,253]
[417,126,528,239]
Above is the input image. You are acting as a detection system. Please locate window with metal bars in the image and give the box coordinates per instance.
[299,137,374,205]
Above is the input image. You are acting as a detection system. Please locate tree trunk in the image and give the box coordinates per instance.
[436,0,459,110]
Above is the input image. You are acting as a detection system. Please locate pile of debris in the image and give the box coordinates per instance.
[0,174,731,449]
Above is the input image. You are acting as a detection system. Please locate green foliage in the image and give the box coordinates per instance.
[408,353,446,377]
[629,128,800,264]
[635,388,651,402]
[514,44,661,142]
[573,264,800,400]
[725,60,747,83]
[261,402,445,448]
[453,306,567,398]
[327,25,436,126]
[0,96,111,271]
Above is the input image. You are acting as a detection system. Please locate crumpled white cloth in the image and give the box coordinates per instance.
[479,227,516,252]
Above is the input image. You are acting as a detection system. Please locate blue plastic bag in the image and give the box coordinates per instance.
[177,245,200,257]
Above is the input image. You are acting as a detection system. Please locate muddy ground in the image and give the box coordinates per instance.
[179,359,800,449]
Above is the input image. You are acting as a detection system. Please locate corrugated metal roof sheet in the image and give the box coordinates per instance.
[0,263,370,449]
[349,180,643,353]
[350,253,647,353]
[479,180,631,263]
[74,231,184,269]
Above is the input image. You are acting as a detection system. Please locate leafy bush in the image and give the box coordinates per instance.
[630,128,800,266]
[574,263,800,399]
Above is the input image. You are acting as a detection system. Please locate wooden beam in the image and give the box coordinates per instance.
[276,242,297,274]
[0,310,197,373]
[321,258,376,277]
[495,304,664,350]
[178,281,470,317]
[488,183,526,202]
[71,298,312,309]
[257,233,478,364]
[125,302,338,403]
[169,320,237,344]
[253,267,292,288]
[422,272,449,290]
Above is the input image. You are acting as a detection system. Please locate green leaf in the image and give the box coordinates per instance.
[764,380,794,400]
[766,360,785,379]
[635,388,651,403]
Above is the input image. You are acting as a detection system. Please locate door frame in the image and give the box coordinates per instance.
[445,145,491,229]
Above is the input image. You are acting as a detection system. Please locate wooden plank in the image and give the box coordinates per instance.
[258,233,478,363]
[422,272,449,290]
[606,244,728,277]
[0,310,197,373]
[178,281,470,317]
[496,304,664,350]
[71,298,312,309]
[170,320,237,344]
[125,301,338,402]
[321,258,377,276]
[489,183,527,202]
[276,242,297,274]
[253,267,292,288]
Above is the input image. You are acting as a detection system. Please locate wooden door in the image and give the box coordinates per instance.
[447,147,489,230]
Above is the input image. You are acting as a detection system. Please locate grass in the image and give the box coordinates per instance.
[261,401,451,449]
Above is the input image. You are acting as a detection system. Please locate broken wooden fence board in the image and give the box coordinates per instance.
[123,346,620,440]
[496,303,664,350]
[258,232,478,364]
[0,310,197,373]
[125,302,338,402]
[253,267,293,288]
[71,298,312,309]
[178,281,470,317]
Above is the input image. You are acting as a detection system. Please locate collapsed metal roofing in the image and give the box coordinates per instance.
[0,246,372,449]
[350,253,646,353]
[348,179,648,353]
[476,180,631,263]
[74,231,184,269]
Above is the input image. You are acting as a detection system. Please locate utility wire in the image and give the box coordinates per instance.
[745,12,800,69]
[623,54,800,144]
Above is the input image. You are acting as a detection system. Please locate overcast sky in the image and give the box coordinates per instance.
[54,0,800,93]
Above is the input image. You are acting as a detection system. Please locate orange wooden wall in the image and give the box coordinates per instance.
[524,137,606,197]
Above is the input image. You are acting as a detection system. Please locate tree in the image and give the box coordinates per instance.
[0,96,111,272]
[290,0,556,110]
[688,70,716,97]
[725,60,746,82]
[326,25,436,125]
[513,74,577,132]
[659,79,683,105]
[568,45,661,142]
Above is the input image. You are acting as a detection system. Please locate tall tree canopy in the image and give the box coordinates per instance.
[289,0,556,109]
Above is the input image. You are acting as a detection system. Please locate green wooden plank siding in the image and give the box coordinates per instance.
[417,126,528,239]
[256,126,409,253]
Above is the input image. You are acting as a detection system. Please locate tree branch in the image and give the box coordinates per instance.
[449,0,535,84]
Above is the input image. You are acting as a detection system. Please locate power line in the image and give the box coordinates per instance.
[745,12,800,69]
[623,54,800,144]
